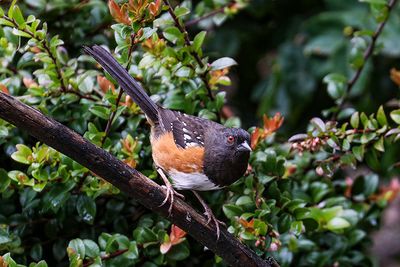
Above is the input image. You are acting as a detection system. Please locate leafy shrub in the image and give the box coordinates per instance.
[0,0,400,266]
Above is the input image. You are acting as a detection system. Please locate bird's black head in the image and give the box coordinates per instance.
[203,127,251,187]
[220,127,252,155]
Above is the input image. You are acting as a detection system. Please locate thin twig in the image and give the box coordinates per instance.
[83,249,129,267]
[2,16,97,101]
[185,1,236,28]
[101,35,136,146]
[333,0,398,118]
[163,0,215,101]
[3,17,67,91]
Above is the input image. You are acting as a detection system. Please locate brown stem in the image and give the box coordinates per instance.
[83,249,129,267]
[101,35,136,146]
[163,0,215,101]
[0,92,275,267]
[185,1,236,28]
[2,16,97,101]
[333,0,398,118]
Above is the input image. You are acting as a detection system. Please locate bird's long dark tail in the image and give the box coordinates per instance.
[83,45,159,123]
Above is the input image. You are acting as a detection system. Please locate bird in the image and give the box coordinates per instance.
[84,45,252,239]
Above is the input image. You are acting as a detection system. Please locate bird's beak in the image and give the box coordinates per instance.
[238,141,252,152]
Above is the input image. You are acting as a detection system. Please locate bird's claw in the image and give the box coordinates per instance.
[203,206,225,240]
[159,184,184,216]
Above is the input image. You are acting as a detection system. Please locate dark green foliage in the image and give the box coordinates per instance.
[0,0,400,266]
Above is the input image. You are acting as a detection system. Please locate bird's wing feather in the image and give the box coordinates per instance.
[158,109,207,148]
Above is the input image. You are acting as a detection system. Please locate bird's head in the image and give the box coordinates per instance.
[203,127,251,186]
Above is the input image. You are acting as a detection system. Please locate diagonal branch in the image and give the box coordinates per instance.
[346,0,398,94]
[334,0,398,118]
[185,1,236,28]
[0,92,276,267]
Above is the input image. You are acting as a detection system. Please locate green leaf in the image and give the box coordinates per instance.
[166,243,190,261]
[235,196,253,206]
[0,169,10,193]
[33,261,48,267]
[360,112,369,127]
[348,229,366,246]
[132,227,158,244]
[0,18,15,27]
[141,27,157,40]
[390,109,400,124]
[350,112,359,128]
[8,0,17,19]
[223,204,243,219]
[45,182,74,211]
[12,28,31,38]
[163,27,183,44]
[373,136,385,152]
[139,54,156,68]
[12,5,25,28]
[360,132,376,144]
[310,182,330,203]
[125,241,139,260]
[83,239,100,258]
[89,106,110,120]
[68,239,85,259]
[254,219,268,235]
[193,31,206,53]
[352,174,379,200]
[210,57,238,70]
[8,170,33,186]
[174,6,190,18]
[352,145,365,161]
[326,217,350,231]
[11,144,32,164]
[175,66,191,77]
[215,91,226,110]
[310,117,326,132]
[30,243,43,261]
[0,229,11,244]
[198,109,217,121]
[77,195,96,224]
[278,213,292,233]
[323,73,347,101]
[377,105,388,126]
[50,36,64,47]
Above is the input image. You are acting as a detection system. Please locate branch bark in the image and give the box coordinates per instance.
[0,92,276,267]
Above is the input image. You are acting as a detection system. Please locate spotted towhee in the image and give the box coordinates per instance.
[84,45,252,238]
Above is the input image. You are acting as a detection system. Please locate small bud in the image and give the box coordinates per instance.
[316,166,324,176]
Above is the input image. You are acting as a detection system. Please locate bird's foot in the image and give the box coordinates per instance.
[191,190,225,240]
[158,180,184,216]
[203,204,226,240]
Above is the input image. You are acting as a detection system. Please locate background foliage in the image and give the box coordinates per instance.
[1,0,400,266]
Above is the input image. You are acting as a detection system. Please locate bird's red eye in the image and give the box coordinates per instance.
[227,135,235,144]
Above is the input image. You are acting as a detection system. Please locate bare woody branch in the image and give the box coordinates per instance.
[185,1,236,28]
[0,92,277,267]
[334,0,398,118]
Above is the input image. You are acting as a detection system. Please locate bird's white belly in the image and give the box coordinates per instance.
[169,169,221,191]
